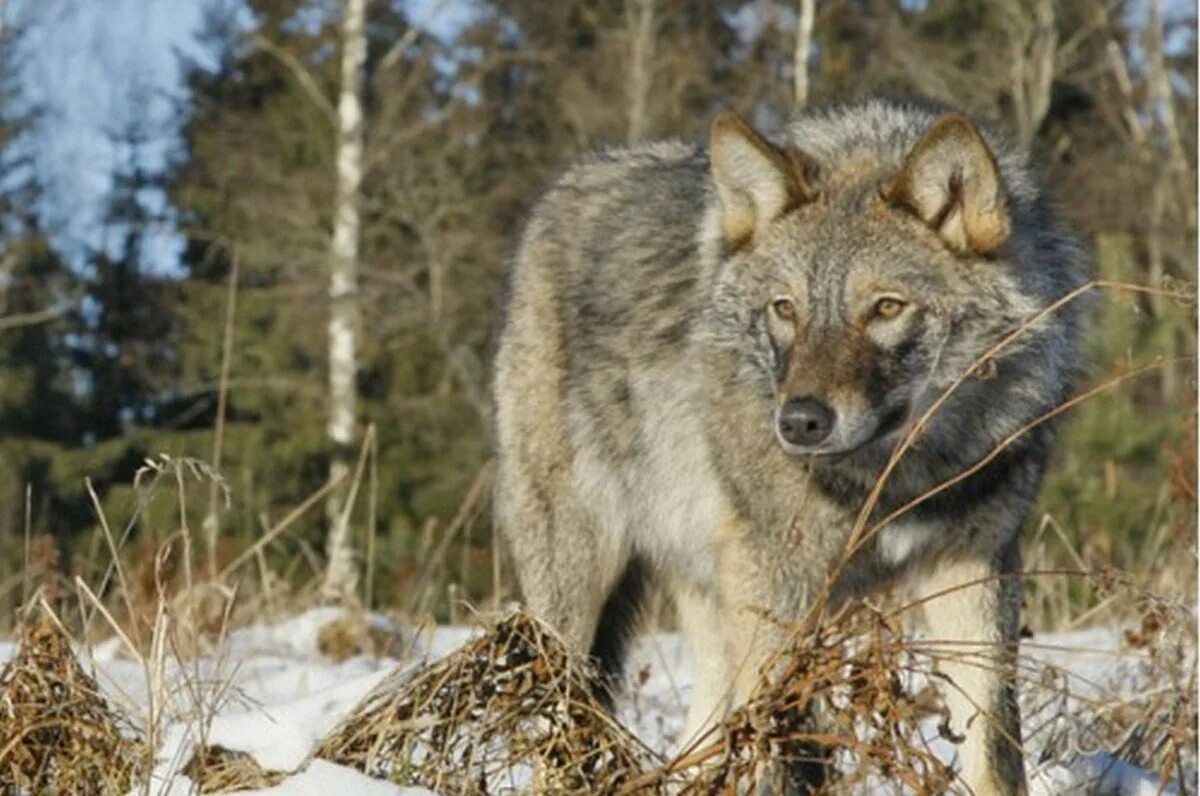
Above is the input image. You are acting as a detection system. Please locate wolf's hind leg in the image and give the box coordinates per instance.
[496,466,638,703]
[916,545,1026,796]
[496,475,602,642]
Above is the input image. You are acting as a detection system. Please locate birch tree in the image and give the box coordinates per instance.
[626,0,655,142]
[323,0,368,601]
[793,0,815,107]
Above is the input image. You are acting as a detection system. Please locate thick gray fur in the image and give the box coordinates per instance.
[493,97,1087,795]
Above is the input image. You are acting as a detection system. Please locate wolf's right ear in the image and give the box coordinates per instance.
[886,114,1010,255]
[710,113,814,246]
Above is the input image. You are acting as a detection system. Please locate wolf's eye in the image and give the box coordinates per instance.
[872,297,907,321]
[770,298,796,321]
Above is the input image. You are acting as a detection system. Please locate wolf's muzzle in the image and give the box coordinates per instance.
[777,396,835,447]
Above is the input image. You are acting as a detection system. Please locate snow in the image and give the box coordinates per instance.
[1029,754,1169,796]
[156,666,392,772]
[227,761,435,796]
[0,610,1185,795]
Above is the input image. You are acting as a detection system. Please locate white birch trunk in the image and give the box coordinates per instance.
[793,0,815,107]
[323,0,367,601]
[627,0,655,143]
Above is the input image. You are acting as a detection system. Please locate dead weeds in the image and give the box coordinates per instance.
[316,610,654,793]
[183,743,289,793]
[1022,575,1198,791]
[316,606,956,794]
[641,603,956,795]
[0,606,144,795]
[0,586,1191,794]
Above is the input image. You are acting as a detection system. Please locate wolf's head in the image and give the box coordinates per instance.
[700,102,1083,487]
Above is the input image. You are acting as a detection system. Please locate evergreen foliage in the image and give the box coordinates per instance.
[0,0,1193,617]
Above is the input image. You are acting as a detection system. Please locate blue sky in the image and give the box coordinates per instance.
[1,0,480,274]
[5,0,209,270]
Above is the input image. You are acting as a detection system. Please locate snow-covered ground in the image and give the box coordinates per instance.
[0,609,1186,795]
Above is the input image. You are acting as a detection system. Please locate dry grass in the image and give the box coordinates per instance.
[635,603,956,794]
[1020,572,1198,791]
[183,743,288,793]
[307,580,1194,795]
[309,604,994,794]
[316,610,654,793]
[0,602,145,795]
[0,583,1194,794]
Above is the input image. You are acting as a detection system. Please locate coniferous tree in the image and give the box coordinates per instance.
[74,116,176,443]
[0,5,74,441]
[0,8,80,568]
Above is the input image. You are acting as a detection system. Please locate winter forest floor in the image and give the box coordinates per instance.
[0,600,1194,795]
[0,449,1195,796]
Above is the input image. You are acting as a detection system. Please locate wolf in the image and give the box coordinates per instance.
[493,98,1085,794]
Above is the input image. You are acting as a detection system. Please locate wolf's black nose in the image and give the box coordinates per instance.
[778,397,834,447]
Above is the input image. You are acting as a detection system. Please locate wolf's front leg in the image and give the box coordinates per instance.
[916,542,1026,796]
[715,521,833,794]
[676,587,735,750]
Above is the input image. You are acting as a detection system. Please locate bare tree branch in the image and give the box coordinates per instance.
[377,0,452,75]
[0,304,65,332]
[254,34,337,125]
[1002,0,1056,147]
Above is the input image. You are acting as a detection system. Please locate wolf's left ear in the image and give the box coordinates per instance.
[710,113,815,246]
[886,114,1010,255]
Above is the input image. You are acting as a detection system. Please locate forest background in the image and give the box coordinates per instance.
[0,0,1194,628]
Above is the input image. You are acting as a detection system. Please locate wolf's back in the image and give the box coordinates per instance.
[501,141,712,375]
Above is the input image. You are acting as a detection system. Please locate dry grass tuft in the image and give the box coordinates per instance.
[316,610,653,793]
[317,612,407,663]
[0,606,144,795]
[640,603,955,794]
[1022,574,1198,790]
[183,743,289,793]
[314,606,955,794]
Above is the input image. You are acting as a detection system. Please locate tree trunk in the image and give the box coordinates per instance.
[323,0,367,602]
[1097,0,1144,149]
[1145,0,1190,214]
[793,0,815,107]
[1144,0,1188,404]
[626,0,655,143]
[1005,0,1055,147]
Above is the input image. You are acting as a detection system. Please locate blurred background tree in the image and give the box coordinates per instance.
[0,0,1193,625]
